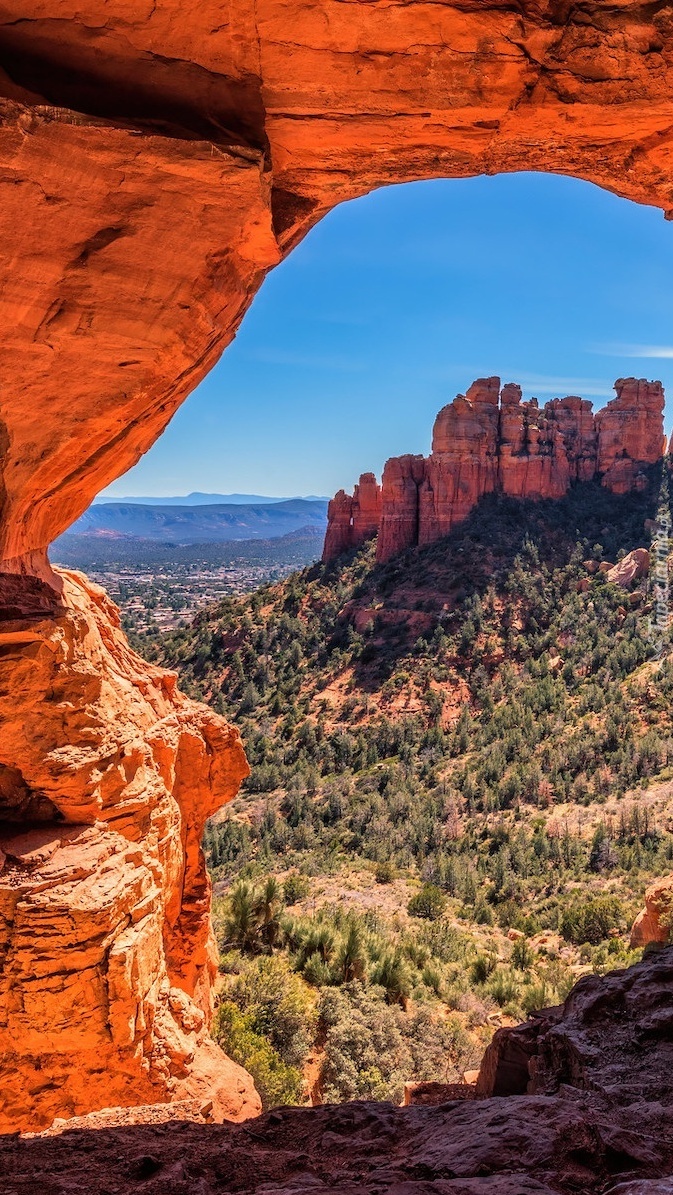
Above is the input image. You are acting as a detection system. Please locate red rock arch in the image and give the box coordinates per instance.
[2,1,673,1131]
[2,0,673,578]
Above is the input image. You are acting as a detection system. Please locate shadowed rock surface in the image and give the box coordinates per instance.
[2,949,672,1194]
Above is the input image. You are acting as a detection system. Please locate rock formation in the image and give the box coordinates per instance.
[476,944,673,1103]
[631,876,673,947]
[378,456,426,563]
[0,570,260,1131]
[323,378,665,563]
[607,548,651,589]
[3,0,673,1136]
[322,473,382,560]
[596,379,668,493]
[5,949,673,1194]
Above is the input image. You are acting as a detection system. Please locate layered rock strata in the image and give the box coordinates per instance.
[323,378,665,563]
[5,949,673,1195]
[0,571,260,1132]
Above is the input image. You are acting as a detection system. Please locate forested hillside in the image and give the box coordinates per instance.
[142,475,673,1108]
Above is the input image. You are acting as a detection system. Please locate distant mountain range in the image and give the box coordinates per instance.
[62,498,329,544]
[93,492,329,506]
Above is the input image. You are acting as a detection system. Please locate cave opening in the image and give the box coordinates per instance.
[40,170,673,1125]
[2,2,673,1158]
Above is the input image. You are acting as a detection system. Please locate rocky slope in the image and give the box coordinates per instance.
[324,377,666,563]
[4,947,673,1195]
[0,570,259,1131]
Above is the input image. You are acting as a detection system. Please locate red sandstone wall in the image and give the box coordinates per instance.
[322,377,666,563]
[0,572,261,1131]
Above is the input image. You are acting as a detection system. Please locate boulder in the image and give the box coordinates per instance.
[607,549,650,588]
[631,876,673,947]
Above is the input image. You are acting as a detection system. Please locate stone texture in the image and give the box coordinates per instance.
[607,548,651,588]
[4,950,673,1195]
[323,379,665,563]
[351,473,382,548]
[0,570,259,1131]
[631,877,673,947]
[476,945,673,1104]
[377,455,426,562]
[420,378,500,546]
[322,490,355,561]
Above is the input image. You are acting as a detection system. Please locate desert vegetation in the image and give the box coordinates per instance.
[141,477,673,1106]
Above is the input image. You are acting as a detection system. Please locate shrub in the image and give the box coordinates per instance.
[375,860,396,884]
[408,884,448,921]
[560,896,626,945]
[319,984,410,1103]
[487,968,519,1008]
[420,961,442,995]
[470,952,497,985]
[212,1002,303,1109]
[220,877,285,954]
[370,950,412,1006]
[511,938,535,971]
[283,872,310,905]
[521,980,556,1016]
[225,955,316,1067]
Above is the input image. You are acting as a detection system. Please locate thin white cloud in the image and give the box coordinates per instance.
[246,348,366,372]
[590,343,673,359]
[414,365,613,398]
[512,372,614,398]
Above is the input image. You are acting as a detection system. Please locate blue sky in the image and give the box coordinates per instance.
[102,171,673,499]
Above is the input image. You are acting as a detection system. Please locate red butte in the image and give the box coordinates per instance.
[323,377,665,563]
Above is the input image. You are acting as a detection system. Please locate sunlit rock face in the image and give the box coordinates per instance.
[0,571,259,1131]
[323,378,665,563]
[322,473,382,560]
[631,876,673,947]
[596,378,668,493]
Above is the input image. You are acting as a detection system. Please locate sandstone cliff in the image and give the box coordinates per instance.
[0,571,260,1131]
[323,473,382,560]
[323,378,665,563]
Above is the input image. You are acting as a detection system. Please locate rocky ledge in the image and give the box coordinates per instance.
[323,377,666,563]
[3,947,672,1194]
